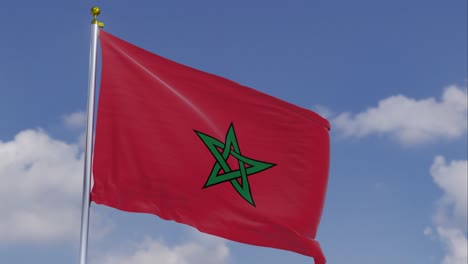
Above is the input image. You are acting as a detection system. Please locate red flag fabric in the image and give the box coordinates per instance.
[92,30,330,264]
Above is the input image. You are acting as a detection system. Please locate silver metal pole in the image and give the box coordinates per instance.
[79,6,102,264]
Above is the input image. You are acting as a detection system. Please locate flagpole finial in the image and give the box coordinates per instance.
[90,6,104,28]
[91,6,101,16]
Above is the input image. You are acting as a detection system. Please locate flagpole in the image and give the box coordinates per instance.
[79,6,103,264]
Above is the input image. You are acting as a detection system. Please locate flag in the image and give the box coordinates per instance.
[92,30,330,264]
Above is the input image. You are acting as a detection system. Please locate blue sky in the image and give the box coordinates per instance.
[0,1,466,264]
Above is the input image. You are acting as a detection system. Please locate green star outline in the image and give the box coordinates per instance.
[194,123,276,207]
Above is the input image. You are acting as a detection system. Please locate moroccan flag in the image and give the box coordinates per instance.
[92,30,330,264]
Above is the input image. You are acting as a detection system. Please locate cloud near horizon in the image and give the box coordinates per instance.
[92,233,230,264]
[0,111,101,244]
[0,129,84,243]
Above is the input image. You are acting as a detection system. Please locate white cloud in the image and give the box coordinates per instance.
[0,129,84,243]
[313,104,334,119]
[429,156,468,264]
[424,226,434,237]
[63,111,86,129]
[437,227,467,264]
[63,111,87,148]
[431,156,468,225]
[333,85,467,145]
[92,233,230,264]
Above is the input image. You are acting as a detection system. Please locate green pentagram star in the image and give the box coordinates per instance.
[194,123,276,207]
